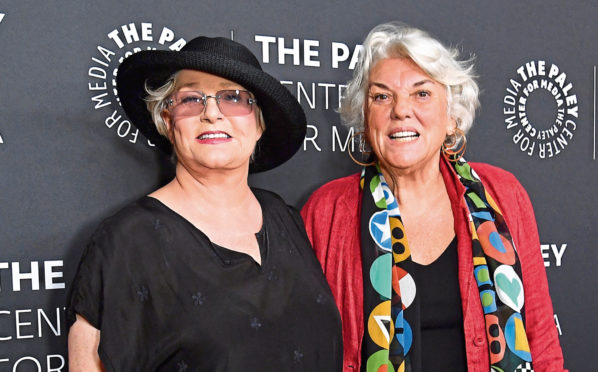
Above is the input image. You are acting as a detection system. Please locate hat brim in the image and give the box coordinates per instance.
[116,50,306,173]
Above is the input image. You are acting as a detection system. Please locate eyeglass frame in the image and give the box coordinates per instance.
[165,89,258,117]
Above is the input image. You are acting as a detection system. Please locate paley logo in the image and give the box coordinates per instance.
[87,22,186,147]
[503,60,579,159]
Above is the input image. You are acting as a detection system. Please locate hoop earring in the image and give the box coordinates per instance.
[348,131,376,167]
[442,128,467,162]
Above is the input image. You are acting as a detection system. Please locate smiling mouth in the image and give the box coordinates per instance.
[389,131,419,142]
[197,133,231,140]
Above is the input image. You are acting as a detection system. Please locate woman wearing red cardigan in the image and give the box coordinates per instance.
[302,22,566,372]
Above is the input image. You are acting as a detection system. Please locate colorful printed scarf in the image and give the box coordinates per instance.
[360,158,534,372]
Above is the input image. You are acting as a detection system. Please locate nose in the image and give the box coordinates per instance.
[201,96,223,123]
[391,94,411,120]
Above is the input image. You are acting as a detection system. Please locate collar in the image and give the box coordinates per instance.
[439,156,468,209]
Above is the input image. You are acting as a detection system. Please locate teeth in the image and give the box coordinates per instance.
[390,131,419,141]
[198,133,230,140]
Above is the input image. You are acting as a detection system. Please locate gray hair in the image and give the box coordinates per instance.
[144,72,179,138]
[341,22,479,136]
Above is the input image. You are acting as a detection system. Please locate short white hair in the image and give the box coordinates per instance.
[341,22,479,136]
[144,72,179,138]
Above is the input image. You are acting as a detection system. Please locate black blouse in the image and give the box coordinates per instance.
[67,189,342,371]
[412,237,467,371]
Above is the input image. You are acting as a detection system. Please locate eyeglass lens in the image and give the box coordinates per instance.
[169,90,255,117]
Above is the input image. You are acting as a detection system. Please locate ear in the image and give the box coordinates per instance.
[446,116,458,136]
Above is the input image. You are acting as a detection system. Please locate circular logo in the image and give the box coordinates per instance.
[503,60,579,159]
[87,22,186,147]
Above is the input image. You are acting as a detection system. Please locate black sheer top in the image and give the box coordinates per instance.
[67,189,342,371]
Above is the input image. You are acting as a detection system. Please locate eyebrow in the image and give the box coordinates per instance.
[369,79,435,90]
[413,79,434,87]
[177,81,243,90]
[219,81,243,89]
[177,82,201,89]
[369,82,391,90]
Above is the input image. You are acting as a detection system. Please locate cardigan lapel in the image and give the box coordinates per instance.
[439,158,474,319]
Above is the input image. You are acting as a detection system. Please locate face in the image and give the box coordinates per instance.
[162,69,263,173]
[365,57,455,175]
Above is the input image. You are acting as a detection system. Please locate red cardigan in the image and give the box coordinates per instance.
[301,160,567,372]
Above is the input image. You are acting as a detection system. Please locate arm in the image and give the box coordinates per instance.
[301,174,362,271]
[68,314,105,372]
[301,175,365,371]
[510,181,567,372]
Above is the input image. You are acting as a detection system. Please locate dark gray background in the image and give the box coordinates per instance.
[0,0,593,370]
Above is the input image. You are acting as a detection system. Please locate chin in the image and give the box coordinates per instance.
[197,158,251,171]
[382,153,439,173]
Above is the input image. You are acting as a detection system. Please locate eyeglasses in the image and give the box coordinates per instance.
[166,89,257,117]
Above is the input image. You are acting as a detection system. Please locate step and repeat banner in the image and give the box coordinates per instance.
[0,1,595,370]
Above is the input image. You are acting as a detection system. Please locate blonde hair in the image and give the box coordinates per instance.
[144,72,179,138]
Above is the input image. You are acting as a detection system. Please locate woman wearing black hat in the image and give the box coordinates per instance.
[67,37,342,371]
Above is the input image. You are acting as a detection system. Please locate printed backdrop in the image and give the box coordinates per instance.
[0,0,594,370]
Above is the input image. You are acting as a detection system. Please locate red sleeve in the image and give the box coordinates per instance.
[478,165,567,371]
[300,174,362,274]
[300,174,365,371]
[300,187,331,273]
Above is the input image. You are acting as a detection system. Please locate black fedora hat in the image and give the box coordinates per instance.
[116,36,306,173]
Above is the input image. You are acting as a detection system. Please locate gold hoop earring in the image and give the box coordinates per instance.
[442,127,467,162]
[348,131,376,167]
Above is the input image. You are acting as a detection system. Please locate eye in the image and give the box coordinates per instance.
[178,92,204,105]
[220,91,243,103]
[371,93,391,102]
[415,90,431,98]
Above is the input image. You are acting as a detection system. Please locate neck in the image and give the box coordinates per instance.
[380,155,445,208]
[170,161,253,209]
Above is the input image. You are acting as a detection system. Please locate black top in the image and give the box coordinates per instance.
[67,189,342,372]
[412,237,467,371]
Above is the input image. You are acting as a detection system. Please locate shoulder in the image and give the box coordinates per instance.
[252,187,304,225]
[85,197,169,259]
[68,198,174,331]
[252,187,288,208]
[469,162,519,184]
[252,187,297,216]
[301,173,361,229]
[93,197,163,237]
[468,162,527,199]
[467,161,536,230]
[303,173,361,210]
